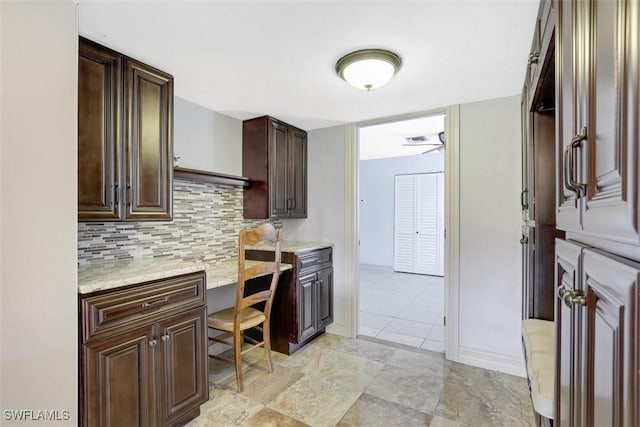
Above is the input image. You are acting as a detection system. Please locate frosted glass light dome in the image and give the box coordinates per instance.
[336,49,402,91]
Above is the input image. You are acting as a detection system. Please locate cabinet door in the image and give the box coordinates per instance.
[521,226,534,319]
[78,38,122,221]
[298,272,317,341]
[582,0,638,245]
[83,325,155,427]
[521,85,533,221]
[555,238,584,427]
[156,307,208,426]
[287,128,307,218]
[268,120,289,218]
[317,267,333,329]
[124,58,173,221]
[581,249,639,427]
[556,0,584,232]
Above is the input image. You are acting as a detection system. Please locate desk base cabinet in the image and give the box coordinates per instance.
[246,247,334,355]
[79,272,208,427]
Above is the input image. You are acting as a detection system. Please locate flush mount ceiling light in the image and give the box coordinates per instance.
[335,49,402,91]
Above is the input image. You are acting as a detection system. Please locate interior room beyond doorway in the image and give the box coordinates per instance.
[357,113,446,352]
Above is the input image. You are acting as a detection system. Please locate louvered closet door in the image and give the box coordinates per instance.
[394,173,444,276]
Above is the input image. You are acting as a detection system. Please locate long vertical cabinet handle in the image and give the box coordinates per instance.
[568,127,588,197]
[563,145,578,194]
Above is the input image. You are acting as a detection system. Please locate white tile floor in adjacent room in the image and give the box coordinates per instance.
[358,264,445,352]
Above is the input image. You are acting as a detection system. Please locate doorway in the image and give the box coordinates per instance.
[357,113,446,352]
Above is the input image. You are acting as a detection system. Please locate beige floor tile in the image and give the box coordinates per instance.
[241,365,304,405]
[301,348,384,393]
[337,393,432,427]
[184,387,263,427]
[240,407,309,427]
[267,375,361,427]
[365,364,443,414]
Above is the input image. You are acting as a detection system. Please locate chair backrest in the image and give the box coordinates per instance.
[235,223,282,315]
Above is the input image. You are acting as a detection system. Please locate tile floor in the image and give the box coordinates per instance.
[186,333,534,427]
[358,265,445,352]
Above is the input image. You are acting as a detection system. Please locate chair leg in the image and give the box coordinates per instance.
[234,332,243,392]
[263,321,273,373]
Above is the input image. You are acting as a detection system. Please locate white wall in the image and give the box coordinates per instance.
[174,96,242,175]
[457,95,524,371]
[281,125,350,336]
[359,153,444,267]
[1,2,78,423]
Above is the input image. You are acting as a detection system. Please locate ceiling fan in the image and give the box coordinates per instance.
[402,131,445,154]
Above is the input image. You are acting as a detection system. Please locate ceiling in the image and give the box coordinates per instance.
[359,114,445,160]
[78,0,539,131]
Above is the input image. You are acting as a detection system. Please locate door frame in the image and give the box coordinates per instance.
[344,105,460,359]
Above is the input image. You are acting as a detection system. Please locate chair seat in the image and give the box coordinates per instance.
[208,306,266,332]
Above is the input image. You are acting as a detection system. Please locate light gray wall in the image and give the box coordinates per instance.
[1,2,78,423]
[359,153,444,267]
[458,95,523,362]
[174,96,242,175]
[281,125,349,336]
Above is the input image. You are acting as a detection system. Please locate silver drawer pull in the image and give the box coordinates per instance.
[161,334,169,342]
[149,339,158,347]
[142,296,169,308]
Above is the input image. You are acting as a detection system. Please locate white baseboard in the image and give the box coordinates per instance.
[455,346,526,378]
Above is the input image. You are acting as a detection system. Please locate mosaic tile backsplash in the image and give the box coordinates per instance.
[77,178,278,266]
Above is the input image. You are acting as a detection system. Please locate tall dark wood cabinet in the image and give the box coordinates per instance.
[79,272,208,427]
[521,0,560,322]
[78,37,173,222]
[242,116,307,219]
[552,0,640,426]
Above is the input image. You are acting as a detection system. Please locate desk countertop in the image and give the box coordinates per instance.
[78,240,331,295]
[77,257,292,295]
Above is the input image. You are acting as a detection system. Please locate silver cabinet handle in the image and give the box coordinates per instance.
[567,127,587,197]
[149,339,158,347]
[161,334,169,342]
[142,296,169,308]
[520,235,528,245]
[565,292,587,307]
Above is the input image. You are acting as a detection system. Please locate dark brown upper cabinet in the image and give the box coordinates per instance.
[78,37,173,222]
[242,116,307,219]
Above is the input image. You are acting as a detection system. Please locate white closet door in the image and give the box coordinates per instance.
[394,173,444,276]
[393,175,416,273]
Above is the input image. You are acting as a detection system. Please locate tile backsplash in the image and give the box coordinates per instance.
[77,178,277,265]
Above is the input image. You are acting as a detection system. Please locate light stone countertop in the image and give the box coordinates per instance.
[247,240,333,254]
[78,257,292,295]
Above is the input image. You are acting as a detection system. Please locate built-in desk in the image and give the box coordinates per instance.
[78,257,292,294]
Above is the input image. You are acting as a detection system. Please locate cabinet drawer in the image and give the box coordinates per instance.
[297,248,332,274]
[81,272,206,342]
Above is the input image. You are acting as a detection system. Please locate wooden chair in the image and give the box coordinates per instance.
[207,223,282,392]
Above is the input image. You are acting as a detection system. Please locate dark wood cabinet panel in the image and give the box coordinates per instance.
[554,239,640,427]
[288,128,307,218]
[317,267,333,329]
[78,38,173,222]
[298,272,317,342]
[554,239,584,427]
[269,120,290,218]
[78,38,122,221]
[83,325,155,427]
[157,307,208,426]
[243,116,307,219]
[124,58,173,221]
[582,249,639,427]
[80,272,208,427]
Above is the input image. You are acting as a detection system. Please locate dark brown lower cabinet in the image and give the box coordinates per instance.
[246,247,333,355]
[555,239,639,426]
[80,272,208,427]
